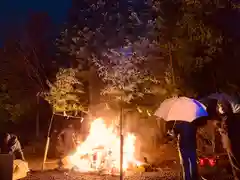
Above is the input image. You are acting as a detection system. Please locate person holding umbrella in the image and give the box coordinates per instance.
[155,97,208,180]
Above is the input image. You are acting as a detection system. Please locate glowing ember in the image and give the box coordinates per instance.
[68,118,142,173]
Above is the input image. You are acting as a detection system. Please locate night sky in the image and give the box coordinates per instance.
[0,0,72,42]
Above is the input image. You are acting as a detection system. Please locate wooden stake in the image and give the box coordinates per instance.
[42,113,54,170]
[42,137,50,171]
[120,97,124,180]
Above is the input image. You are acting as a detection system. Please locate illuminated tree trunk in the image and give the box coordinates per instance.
[168,42,175,86]
[88,66,101,116]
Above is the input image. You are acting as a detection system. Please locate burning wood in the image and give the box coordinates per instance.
[67,118,142,174]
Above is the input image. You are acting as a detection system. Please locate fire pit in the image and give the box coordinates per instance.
[67,118,142,175]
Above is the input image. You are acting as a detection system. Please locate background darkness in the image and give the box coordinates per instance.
[0,0,71,43]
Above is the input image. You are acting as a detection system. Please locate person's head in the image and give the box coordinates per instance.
[217,99,233,116]
[0,133,10,144]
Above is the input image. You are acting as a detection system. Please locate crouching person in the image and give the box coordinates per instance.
[0,133,28,180]
[0,133,25,161]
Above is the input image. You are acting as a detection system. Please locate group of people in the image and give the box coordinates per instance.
[0,124,78,171]
[0,124,77,175]
[168,98,240,180]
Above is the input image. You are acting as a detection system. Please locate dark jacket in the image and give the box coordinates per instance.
[174,121,197,150]
[0,134,25,161]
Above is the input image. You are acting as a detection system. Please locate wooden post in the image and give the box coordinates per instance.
[36,94,40,138]
[42,113,54,170]
[119,97,124,180]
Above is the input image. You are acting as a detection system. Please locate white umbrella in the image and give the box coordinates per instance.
[155,97,208,122]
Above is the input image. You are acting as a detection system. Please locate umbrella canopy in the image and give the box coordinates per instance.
[203,93,240,114]
[154,97,208,122]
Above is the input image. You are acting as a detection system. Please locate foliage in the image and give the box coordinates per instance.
[0,43,41,121]
[55,0,168,105]
[92,38,162,103]
[0,85,25,121]
[43,68,88,114]
[0,12,57,122]
[55,0,240,116]
[154,0,226,96]
[56,0,154,61]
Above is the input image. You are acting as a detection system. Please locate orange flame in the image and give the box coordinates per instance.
[68,118,141,173]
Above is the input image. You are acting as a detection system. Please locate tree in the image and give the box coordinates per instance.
[43,68,88,116]
[159,0,240,96]
[55,0,164,107]
[154,0,226,97]
[92,38,160,102]
[0,12,57,122]
[189,0,240,95]
[0,44,39,121]
[19,12,57,84]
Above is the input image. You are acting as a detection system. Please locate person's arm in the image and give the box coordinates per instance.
[58,129,65,139]
[7,136,18,154]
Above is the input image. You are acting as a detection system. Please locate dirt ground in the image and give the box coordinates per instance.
[23,139,180,171]
[22,142,235,180]
[23,170,179,180]
[23,143,180,179]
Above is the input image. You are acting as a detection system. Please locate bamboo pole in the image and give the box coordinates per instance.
[120,97,124,180]
[42,113,54,170]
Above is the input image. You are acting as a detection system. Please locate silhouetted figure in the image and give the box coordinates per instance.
[167,121,198,180]
[206,98,240,179]
[0,133,25,161]
[57,124,76,169]
[175,121,199,180]
[217,100,240,178]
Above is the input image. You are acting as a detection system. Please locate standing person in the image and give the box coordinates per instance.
[0,133,25,161]
[155,97,208,179]
[227,113,240,179]
[57,124,76,169]
[215,100,240,179]
[168,121,199,180]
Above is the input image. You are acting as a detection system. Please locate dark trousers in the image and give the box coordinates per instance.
[179,147,198,180]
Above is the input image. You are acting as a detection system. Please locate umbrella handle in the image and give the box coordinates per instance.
[169,120,177,134]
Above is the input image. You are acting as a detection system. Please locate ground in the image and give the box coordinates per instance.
[22,141,233,180]
[23,171,178,180]
[22,140,180,179]
[23,170,233,180]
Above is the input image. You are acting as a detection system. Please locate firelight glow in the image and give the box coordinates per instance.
[68,118,142,173]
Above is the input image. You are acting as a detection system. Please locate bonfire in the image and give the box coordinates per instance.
[68,118,142,174]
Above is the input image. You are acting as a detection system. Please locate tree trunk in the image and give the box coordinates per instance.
[36,95,39,138]
[168,42,175,85]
